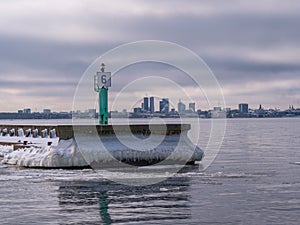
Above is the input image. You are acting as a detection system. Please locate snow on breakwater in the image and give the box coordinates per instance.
[0,124,204,168]
[1,139,87,168]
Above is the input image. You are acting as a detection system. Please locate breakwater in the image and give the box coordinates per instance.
[0,124,204,168]
[0,124,189,140]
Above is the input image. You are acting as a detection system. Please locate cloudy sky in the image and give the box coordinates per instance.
[0,0,299,112]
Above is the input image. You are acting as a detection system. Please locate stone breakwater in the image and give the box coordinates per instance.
[0,124,204,168]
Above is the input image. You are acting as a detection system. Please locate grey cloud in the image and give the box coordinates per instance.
[0,0,300,110]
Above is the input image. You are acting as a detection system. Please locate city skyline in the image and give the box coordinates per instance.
[1,93,299,120]
[3,99,299,114]
[0,1,299,112]
[1,98,298,120]
[132,97,299,113]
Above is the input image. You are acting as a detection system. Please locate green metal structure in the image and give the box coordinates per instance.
[94,63,111,125]
[98,87,108,124]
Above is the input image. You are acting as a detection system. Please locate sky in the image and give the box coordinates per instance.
[0,0,300,112]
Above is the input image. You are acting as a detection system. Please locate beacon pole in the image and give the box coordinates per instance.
[94,63,111,125]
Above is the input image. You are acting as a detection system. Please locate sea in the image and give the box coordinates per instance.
[0,118,299,225]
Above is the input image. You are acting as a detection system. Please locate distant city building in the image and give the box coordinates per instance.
[189,102,195,112]
[289,105,295,110]
[18,110,23,114]
[257,104,266,118]
[43,109,51,114]
[178,100,186,114]
[23,108,31,114]
[197,109,208,118]
[133,107,142,114]
[150,97,154,113]
[213,106,222,112]
[238,103,249,114]
[110,109,128,118]
[143,97,149,112]
[211,107,226,118]
[87,109,96,117]
[159,98,169,113]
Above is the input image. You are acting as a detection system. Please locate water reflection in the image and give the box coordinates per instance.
[58,174,193,224]
[99,191,112,224]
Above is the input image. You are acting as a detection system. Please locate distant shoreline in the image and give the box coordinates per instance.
[0,116,299,120]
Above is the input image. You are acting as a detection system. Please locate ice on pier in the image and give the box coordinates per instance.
[1,139,87,168]
[0,145,13,157]
[1,134,203,168]
[0,128,59,146]
[76,134,204,167]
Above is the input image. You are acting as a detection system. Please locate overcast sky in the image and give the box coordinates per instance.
[0,0,299,112]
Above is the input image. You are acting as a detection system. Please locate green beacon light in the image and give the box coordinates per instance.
[94,63,111,125]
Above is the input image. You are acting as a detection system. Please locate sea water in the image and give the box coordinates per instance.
[0,118,299,224]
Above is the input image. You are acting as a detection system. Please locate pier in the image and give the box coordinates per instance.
[0,124,204,168]
[0,124,190,140]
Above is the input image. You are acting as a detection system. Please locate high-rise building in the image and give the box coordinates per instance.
[159,98,169,113]
[150,97,154,113]
[189,102,195,112]
[178,100,186,114]
[239,103,249,114]
[143,97,149,112]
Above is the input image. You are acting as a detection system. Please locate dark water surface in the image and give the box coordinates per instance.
[0,118,299,224]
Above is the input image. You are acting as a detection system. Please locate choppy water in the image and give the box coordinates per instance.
[0,118,299,224]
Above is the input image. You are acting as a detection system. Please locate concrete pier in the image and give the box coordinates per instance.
[0,124,204,168]
[0,124,190,140]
